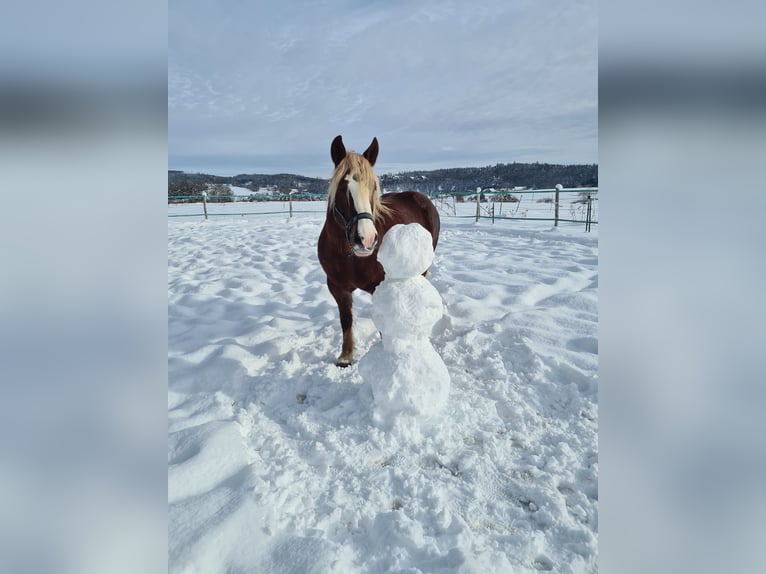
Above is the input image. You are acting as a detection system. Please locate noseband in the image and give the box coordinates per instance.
[333,205,374,255]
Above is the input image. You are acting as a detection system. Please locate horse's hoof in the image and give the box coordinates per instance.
[335,358,352,368]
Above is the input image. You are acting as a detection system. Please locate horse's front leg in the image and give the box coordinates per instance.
[328,281,354,367]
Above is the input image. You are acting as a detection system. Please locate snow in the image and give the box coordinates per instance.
[168,202,598,573]
[228,184,254,196]
[376,222,436,279]
[359,224,451,426]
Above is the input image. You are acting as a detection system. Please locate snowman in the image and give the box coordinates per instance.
[358,223,450,425]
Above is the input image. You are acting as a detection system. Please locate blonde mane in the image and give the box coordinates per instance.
[327,152,392,223]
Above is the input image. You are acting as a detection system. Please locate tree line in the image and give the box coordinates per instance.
[168,162,598,203]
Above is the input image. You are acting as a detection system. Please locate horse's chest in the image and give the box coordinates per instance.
[318,228,384,291]
[350,258,385,292]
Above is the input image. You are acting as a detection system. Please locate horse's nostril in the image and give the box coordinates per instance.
[355,233,376,251]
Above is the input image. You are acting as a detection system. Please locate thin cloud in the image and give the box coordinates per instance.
[169,0,597,176]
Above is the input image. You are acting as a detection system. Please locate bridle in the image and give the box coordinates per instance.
[333,205,374,255]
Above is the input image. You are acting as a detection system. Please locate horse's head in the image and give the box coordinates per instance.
[328,135,390,257]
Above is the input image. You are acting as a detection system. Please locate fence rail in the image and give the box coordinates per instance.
[168,187,598,229]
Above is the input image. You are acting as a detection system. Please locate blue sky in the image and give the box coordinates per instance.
[169,0,597,177]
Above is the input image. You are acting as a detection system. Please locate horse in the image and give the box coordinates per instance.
[317,135,441,366]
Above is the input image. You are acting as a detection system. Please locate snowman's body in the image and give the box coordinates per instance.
[358,223,450,422]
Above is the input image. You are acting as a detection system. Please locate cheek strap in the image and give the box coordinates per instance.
[333,206,374,251]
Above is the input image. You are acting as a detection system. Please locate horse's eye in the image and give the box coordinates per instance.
[352,174,359,182]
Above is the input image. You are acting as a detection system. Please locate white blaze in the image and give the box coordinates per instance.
[346,176,377,249]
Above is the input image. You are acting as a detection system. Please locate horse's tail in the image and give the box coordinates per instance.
[428,199,441,250]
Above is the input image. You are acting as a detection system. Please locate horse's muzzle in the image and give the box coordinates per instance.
[351,237,378,257]
[335,208,378,256]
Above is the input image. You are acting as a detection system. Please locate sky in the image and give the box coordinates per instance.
[169,0,597,177]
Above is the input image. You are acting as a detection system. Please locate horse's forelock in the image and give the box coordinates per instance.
[328,153,391,223]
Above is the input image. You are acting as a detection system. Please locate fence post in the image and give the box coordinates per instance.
[289,191,293,218]
[475,187,481,222]
[202,191,208,220]
[491,202,495,224]
[585,193,592,232]
[554,184,562,227]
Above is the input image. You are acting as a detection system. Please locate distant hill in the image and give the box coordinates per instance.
[168,170,328,202]
[378,163,598,195]
[168,163,597,202]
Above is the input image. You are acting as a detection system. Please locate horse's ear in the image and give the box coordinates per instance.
[363,137,379,167]
[331,135,346,166]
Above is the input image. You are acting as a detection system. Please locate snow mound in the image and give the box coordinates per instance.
[359,223,450,425]
[377,222,435,280]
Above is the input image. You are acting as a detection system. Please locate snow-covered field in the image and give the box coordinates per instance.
[168,201,598,573]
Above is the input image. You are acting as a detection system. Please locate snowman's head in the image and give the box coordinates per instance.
[377,223,435,280]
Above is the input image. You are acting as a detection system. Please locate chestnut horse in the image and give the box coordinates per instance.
[318,135,440,366]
